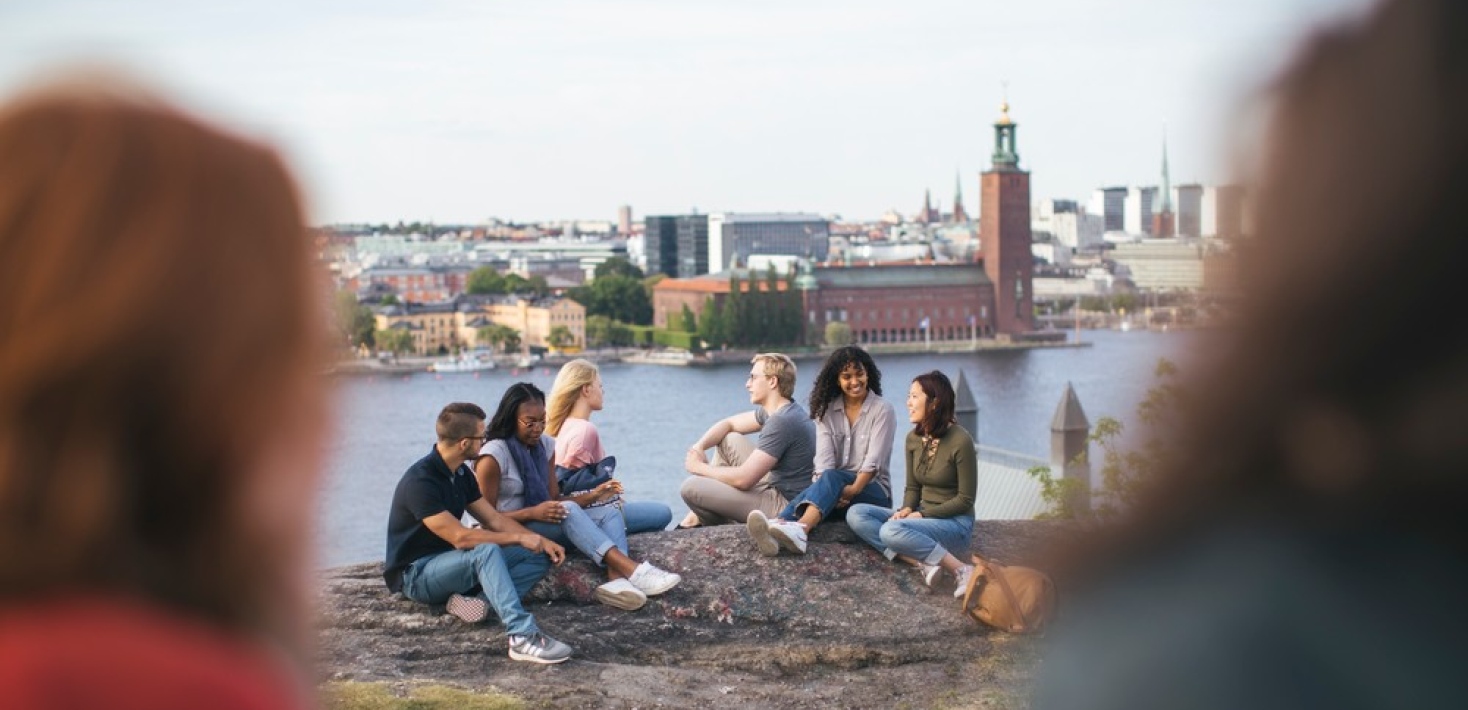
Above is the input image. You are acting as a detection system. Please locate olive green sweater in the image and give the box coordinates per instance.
[901,425,977,519]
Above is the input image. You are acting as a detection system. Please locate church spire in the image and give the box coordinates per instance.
[1158,130,1174,213]
[1151,128,1177,237]
[952,171,968,223]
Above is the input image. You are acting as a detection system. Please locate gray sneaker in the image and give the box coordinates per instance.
[953,564,975,599]
[746,510,779,557]
[767,520,808,555]
[445,593,489,624]
[508,632,573,664]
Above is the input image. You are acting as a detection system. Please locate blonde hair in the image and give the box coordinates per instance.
[546,358,599,436]
[752,353,797,400]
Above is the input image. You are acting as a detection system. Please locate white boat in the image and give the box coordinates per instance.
[429,353,497,373]
[515,353,541,368]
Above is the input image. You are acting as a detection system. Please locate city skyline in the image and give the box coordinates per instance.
[1,0,1376,224]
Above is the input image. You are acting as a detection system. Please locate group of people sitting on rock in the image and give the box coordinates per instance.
[384,346,979,665]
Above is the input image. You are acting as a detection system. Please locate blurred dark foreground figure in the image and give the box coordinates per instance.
[1036,1,1468,708]
[0,78,330,709]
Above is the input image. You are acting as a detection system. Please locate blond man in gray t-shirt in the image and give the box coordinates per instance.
[679,353,816,527]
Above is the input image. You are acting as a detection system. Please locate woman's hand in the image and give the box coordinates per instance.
[529,500,566,523]
[837,483,861,508]
[592,479,624,503]
[891,507,913,520]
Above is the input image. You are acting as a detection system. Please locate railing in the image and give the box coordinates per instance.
[975,444,1047,471]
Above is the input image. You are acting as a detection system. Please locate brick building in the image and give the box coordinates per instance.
[980,100,1036,334]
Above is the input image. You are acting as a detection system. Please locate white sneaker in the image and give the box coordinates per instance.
[595,577,647,611]
[768,520,808,555]
[920,564,943,588]
[627,561,681,596]
[746,510,779,557]
[445,593,489,623]
[953,564,975,598]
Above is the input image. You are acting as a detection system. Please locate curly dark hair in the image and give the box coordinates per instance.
[808,346,883,420]
[487,382,545,442]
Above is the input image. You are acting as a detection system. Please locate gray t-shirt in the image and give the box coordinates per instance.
[753,401,817,501]
[482,434,555,512]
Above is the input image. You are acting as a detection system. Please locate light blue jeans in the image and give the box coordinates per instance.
[846,503,974,566]
[525,499,672,566]
[400,543,548,636]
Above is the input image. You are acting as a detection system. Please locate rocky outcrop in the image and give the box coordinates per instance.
[318,520,1068,709]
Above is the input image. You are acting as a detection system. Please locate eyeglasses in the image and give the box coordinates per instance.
[465,433,491,445]
[518,417,547,429]
[747,372,772,382]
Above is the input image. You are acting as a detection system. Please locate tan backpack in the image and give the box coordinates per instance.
[960,554,1056,634]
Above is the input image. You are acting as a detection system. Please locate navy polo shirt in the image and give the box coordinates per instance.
[383,445,483,593]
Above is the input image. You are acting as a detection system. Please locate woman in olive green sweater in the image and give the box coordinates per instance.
[848,371,977,596]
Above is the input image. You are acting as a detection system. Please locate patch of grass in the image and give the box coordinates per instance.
[322,681,523,710]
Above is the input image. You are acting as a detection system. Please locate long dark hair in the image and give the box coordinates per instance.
[487,382,545,442]
[808,346,883,420]
[912,371,956,438]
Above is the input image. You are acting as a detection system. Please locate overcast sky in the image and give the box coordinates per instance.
[1,0,1378,224]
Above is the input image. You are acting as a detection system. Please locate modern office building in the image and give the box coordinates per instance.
[1174,183,1204,237]
[706,213,829,274]
[1088,186,1128,232]
[1124,186,1158,236]
[644,216,678,278]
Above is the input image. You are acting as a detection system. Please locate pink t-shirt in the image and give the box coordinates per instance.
[554,417,606,469]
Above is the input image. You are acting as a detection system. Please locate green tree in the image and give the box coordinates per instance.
[526,275,550,298]
[466,266,505,294]
[332,290,376,348]
[678,304,697,332]
[475,324,520,352]
[824,321,853,347]
[374,327,415,359]
[1028,359,1184,519]
[594,256,644,280]
[548,325,575,349]
[585,315,612,349]
[697,296,727,348]
[590,275,653,325]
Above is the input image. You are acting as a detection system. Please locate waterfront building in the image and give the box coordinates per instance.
[650,269,791,330]
[706,212,830,273]
[1110,238,1236,292]
[374,294,585,355]
[1088,186,1127,232]
[802,262,997,344]
[980,99,1036,334]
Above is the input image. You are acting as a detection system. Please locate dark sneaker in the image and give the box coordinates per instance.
[445,593,489,624]
[508,632,573,664]
[746,510,779,557]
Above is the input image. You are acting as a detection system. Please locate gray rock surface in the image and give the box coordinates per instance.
[318,520,1068,708]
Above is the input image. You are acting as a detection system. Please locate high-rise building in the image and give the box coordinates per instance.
[617,205,633,235]
[980,99,1034,334]
[1124,186,1158,235]
[1088,186,1128,232]
[675,215,709,278]
[643,216,678,278]
[706,213,829,273]
[1174,183,1204,237]
[1201,185,1247,237]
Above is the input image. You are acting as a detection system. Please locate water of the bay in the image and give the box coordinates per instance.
[319,329,1195,567]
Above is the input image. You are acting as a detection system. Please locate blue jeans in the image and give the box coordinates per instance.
[778,469,892,522]
[846,503,974,566]
[400,543,548,636]
[526,502,623,565]
[622,500,672,535]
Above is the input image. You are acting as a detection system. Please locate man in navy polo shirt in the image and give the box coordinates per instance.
[384,402,573,664]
